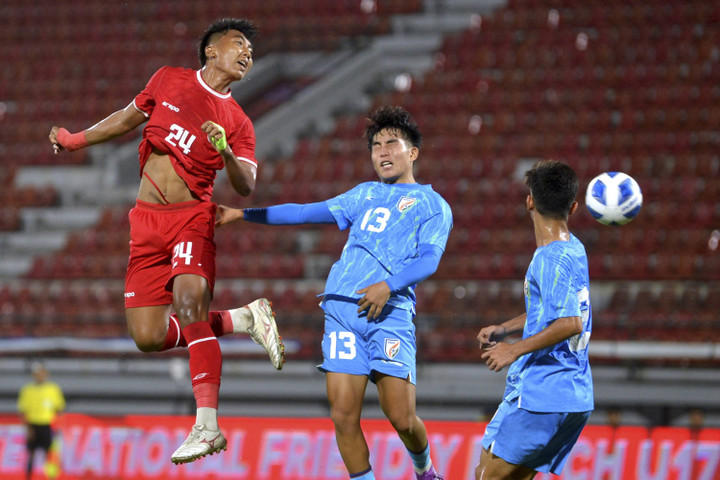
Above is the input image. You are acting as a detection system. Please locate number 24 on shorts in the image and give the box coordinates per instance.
[173,241,193,268]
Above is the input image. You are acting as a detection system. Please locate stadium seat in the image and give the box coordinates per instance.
[4,0,719,358]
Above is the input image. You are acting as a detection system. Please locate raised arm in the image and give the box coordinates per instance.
[49,102,147,153]
[202,120,256,196]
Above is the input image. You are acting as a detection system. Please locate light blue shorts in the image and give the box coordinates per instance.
[318,296,416,384]
[481,397,590,474]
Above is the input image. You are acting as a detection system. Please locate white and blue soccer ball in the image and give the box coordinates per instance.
[585,172,643,225]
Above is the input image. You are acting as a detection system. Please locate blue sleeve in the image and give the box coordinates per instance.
[541,253,581,321]
[417,198,453,251]
[243,201,335,225]
[385,244,443,292]
[326,183,367,231]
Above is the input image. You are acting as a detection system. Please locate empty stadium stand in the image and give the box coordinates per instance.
[0,0,718,421]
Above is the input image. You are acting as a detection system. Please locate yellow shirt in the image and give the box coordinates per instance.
[17,381,65,425]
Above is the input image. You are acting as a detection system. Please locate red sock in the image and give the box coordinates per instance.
[161,314,188,351]
[161,311,231,351]
[182,321,221,409]
[208,310,233,337]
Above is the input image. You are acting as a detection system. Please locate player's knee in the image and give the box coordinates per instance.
[387,411,415,436]
[329,405,361,432]
[129,324,165,352]
[172,276,209,324]
[173,297,207,326]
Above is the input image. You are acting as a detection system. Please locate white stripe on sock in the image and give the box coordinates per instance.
[170,315,181,348]
[187,336,217,348]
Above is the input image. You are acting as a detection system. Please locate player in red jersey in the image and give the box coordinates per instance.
[48,18,284,464]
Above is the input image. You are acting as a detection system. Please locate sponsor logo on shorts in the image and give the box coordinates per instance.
[124,292,135,298]
[384,338,401,359]
[193,372,208,381]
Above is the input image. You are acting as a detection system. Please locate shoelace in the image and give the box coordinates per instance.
[184,426,207,443]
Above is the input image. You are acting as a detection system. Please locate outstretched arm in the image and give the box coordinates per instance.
[49,102,147,153]
[480,316,582,372]
[216,202,336,227]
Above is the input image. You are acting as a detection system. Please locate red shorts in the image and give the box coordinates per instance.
[124,199,216,308]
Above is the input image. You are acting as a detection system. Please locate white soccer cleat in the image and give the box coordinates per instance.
[171,424,227,464]
[246,298,285,370]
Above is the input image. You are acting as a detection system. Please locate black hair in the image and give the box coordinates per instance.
[365,106,422,150]
[198,18,257,66]
[524,160,579,219]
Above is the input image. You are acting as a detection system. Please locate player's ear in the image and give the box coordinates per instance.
[409,146,419,161]
[568,200,579,216]
[205,44,217,62]
[526,194,534,211]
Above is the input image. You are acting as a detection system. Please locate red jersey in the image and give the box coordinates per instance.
[133,66,256,201]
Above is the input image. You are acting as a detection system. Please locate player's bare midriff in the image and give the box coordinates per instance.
[137,148,196,204]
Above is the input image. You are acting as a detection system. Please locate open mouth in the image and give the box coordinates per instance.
[380,161,393,168]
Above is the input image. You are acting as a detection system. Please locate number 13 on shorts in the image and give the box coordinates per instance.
[327,331,356,359]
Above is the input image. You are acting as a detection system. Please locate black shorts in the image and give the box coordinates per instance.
[26,424,53,451]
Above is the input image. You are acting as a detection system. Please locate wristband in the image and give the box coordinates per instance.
[207,122,228,152]
[56,128,88,152]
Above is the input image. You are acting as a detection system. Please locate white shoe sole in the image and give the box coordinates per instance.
[171,434,227,464]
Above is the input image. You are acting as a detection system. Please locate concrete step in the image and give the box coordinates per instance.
[0,254,33,277]
[20,207,101,231]
[0,231,67,254]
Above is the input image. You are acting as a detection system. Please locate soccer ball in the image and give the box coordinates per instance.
[585,172,643,225]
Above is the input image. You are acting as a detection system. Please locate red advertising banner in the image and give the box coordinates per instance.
[0,414,719,479]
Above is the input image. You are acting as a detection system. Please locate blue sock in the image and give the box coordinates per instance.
[407,443,433,474]
[349,467,375,480]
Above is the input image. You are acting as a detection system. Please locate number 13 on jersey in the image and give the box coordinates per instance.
[360,207,391,233]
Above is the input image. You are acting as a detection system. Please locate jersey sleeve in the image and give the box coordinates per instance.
[326,184,367,231]
[52,383,66,412]
[132,67,168,118]
[228,116,257,167]
[540,252,582,322]
[417,197,453,251]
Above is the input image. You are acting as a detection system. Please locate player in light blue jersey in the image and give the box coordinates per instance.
[216,106,452,480]
[475,160,592,480]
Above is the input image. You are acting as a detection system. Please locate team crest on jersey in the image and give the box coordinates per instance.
[384,338,401,359]
[396,196,417,213]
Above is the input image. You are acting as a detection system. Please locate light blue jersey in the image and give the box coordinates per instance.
[323,181,453,314]
[504,234,593,413]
